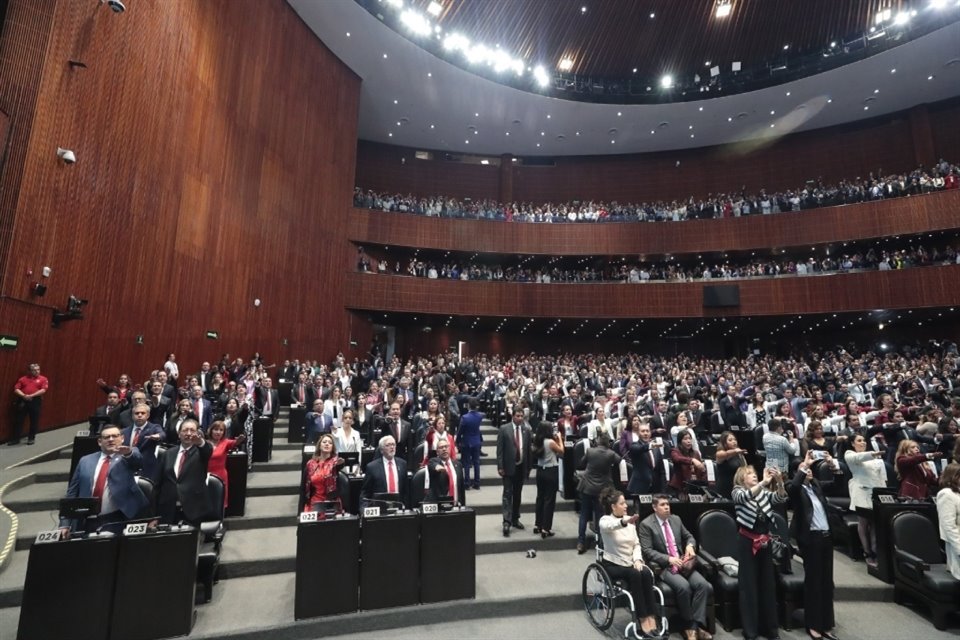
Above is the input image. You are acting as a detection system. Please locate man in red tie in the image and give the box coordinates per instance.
[190,385,213,431]
[360,435,409,508]
[496,408,531,537]
[155,419,213,525]
[121,404,164,480]
[427,439,465,505]
[59,425,148,537]
[637,495,713,640]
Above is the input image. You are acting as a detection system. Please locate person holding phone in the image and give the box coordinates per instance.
[533,420,563,538]
[598,488,663,639]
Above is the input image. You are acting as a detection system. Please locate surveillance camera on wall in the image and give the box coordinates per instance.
[106,0,126,13]
[56,147,76,164]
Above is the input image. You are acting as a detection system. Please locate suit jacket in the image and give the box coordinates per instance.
[185,397,213,430]
[361,456,409,506]
[787,473,832,545]
[638,513,697,573]
[254,388,279,420]
[577,446,621,496]
[425,456,466,505]
[895,453,938,499]
[94,404,122,426]
[377,416,413,459]
[289,382,317,407]
[61,448,148,527]
[121,422,164,480]
[627,439,668,494]
[719,394,746,429]
[197,371,216,393]
[165,411,199,445]
[156,441,213,524]
[496,421,532,476]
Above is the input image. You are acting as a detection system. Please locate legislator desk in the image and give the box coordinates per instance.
[278,381,293,407]
[561,442,577,499]
[420,506,476,603]
[360,510,420,610]
[224,451,249,517]
[868,491,938,584]
[110,525,199,640]
[633,496,736,537]
[18,533,119,640]
[287,406,307,443]
[69,434,101,479]
[295,514,360,619]
[298,445,366,513]
[251,417,274,463]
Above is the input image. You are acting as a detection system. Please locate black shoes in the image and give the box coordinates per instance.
[502,523,511,537]
[6,440,19,446]
[533,526,541,534]
[27,438,35,445]
[512,521,525,530]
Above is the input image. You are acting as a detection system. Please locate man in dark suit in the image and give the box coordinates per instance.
[59,425,148,536]
[627,421,668,495]
[718,384,746,430]
[117,391,149,429]
[147,380,173,427]
[649,400,672,439]
[290,372,316,407]
[254,378,279,420]
[788,451,837,640]
[121,404,165,480]
[638,495,714,640]
[361,435,409,507]
[305,398,333,443]
[377,401,413,461]
[155,419,213,526]
[188,385,213,431]
[94,390,123,428]
[155,370,177,402]
[426,438,466,505]
[496,408,532,536]
[197,362,216,395]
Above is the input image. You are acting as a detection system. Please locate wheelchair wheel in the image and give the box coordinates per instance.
[582,562,616,631]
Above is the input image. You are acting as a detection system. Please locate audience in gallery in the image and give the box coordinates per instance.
[358,238,960,284]
[354,157,958,223]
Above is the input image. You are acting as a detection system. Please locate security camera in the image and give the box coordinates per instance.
[106,0,126,13]
[56,147,76,164]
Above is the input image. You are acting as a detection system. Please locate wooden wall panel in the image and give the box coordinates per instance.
[346,265,960,319]
[0,0,361,437]
[349,189,960,256]
[351,101,959,204]
[929,100,960,163]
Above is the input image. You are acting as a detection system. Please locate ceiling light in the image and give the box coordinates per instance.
[558,57,574,71]
[533,65,550,87]
[505,131,510,135]
[874,88,879,93]
[770,110,775,115]
[430,124,435,128]
[864,106,869,110]
[617,111,622,116]
[649,12,655,18]
[660,74,674,89]
[536,143,540,147]
[427,72,432,77]
[786,91,791,96]
[705,61,711,66]
[547,114,551,119]
[632,68,638,73]
[890,68,896,73]
[385,0,403,7]
[650,130,655,134]
[393,99,398,104]
[480,159,489,165]
[928,74,935,80]
[581,5,587,13]
[893,12,910,25]
[783,44,789,50]
[388,132,393,137]
[427,1,442,16]
[698,106,703,111]
[690,134,695,138]
[465,139,469,143]
[400,9,432,36]
[443,32,470,51]
[830,41,836,48]
[383,53,388,59]
[715,1,732,18]
[346,32,351,37]
[727,116,732,121]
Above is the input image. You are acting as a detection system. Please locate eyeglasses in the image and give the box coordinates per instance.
[100,433,122,439]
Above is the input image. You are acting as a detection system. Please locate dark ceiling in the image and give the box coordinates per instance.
[411,0,905,79]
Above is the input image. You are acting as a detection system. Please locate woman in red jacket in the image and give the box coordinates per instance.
[206,420,245,507]
[669,428,707,496]
[895,439,942,499]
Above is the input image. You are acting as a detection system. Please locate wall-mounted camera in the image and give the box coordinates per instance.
[52,295,89,327]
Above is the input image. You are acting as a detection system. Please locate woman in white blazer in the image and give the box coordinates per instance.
[936,463,960,580]
[844,433,888,567]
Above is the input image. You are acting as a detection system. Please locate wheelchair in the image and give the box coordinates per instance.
[582,546,668,639]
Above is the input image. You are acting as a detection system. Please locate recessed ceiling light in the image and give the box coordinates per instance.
[474,112,479,117]
[536,143,540,147]
[864,106,869,110]
[786,91,791,96]
[632,68,638,73]
[558,57,574,71]
[396,121,401,126]
[465,139,469,143]
[427,1,442,16]
[928,74,935,80]
[427,72,432,77]
[611,140,615,144]
[874,89,879,94]
[650,130,655,134]
[690,134,695,138]
[346,32,351,37]
[430,124,435,128]
[783,44,789,50]
[388,132,393,137]
[393,99,398,104]
[698,106,704,111]
[547,114,551,119]
[575,131,580,135]
[770,123,775,128]
[827,98,832,103]
[727,116,732,122]
[660,74,673,89]
[617,111,622,116]
[770,110,775,115]
[705,61,711,66]
[505,131,510,136]
[649,12,655,18]
[581,5,587,13]
[383,53,388,59]
[890,68,896,73]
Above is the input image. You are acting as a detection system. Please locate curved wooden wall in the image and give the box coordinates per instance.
[345,265,960,319]
[349,189,960,256]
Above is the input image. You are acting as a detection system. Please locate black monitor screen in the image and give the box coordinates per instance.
[703,285,740,307]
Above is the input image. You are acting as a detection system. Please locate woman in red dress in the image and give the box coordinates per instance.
[206,420,245,507]
[303,433,345,512]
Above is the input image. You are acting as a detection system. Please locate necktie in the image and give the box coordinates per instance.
[132,427,141,446]
[93,455,111,500]
[265,392,272,415]
[663,519,680,573]
[446,460,456,500]
[515,426,522,464]
[195,400,202,417]
[299,386,305,403]
[177,449,187,477]
[391,419,399,441]
[387,459,397,493]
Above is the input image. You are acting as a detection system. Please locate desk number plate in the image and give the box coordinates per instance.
[422,503,439,514]
[638,494,653,503]
[299,511,318,523]
[689,494,705,503]
[123,522,149,536]
[76,430,90,437]
[878,495,895,504]
[363,506,381,518]
[35,530,61,544]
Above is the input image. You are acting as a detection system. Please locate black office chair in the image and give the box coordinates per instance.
[411,442,427,470]
[891,511,960,630]
[409,468,428,507]
[134,476,156,518]
[695,509,740,631]
[770,512,803,629]
[196,474,226,604]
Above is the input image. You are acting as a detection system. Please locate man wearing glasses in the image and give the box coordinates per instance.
[59,425,148,537]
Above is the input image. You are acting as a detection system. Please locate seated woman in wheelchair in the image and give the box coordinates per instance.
[599,487,664,639]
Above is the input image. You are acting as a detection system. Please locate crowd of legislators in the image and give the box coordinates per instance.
[354,157,958,223]
[358,239,960,283]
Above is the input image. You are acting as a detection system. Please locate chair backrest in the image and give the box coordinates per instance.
[892,510,943,564]
[578,425,590,440]
[135,476,156,517]
[573,439,589,470]
[336,472,352,514]
[697,509,739,559]
[205,474,225,521]
[753,426,766,451]
[410,467,427,506]
[770,511,789,539]
[412,442,426,469]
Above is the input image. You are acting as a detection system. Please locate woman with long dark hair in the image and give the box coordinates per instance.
[533,420,564,539]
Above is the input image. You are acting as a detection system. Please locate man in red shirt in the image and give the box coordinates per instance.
[10,363,49,445]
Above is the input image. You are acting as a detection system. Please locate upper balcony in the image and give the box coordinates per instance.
[348,189,960,257]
